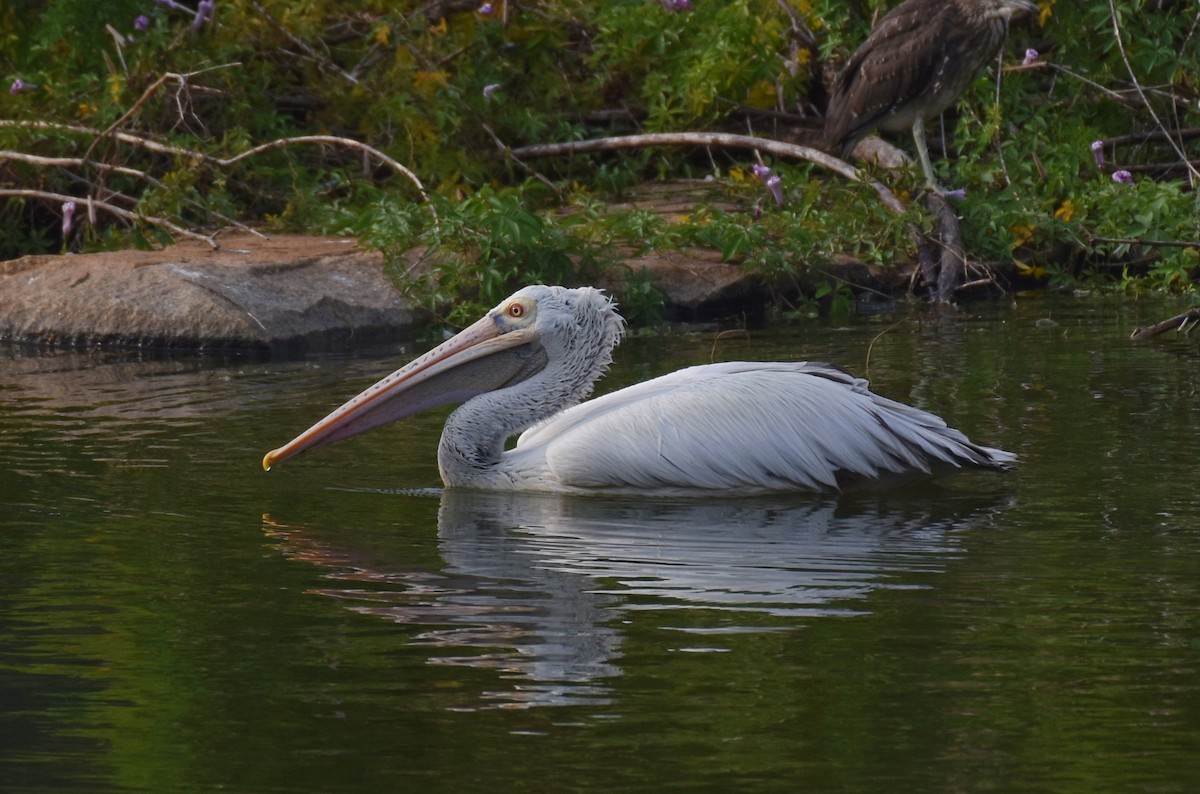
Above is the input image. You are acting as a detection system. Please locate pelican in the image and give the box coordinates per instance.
[263,285,1014,494]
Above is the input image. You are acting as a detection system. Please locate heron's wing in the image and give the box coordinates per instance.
[516,362,1011,492]
[825,1,968,149]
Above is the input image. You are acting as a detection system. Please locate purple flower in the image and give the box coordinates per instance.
[193,0,214,30]
[1091,140,1105,169]
[482,83,501,100]
[62,202,77,237]
[478,2,494,14]
[944,187,968,201]
[750,164,771,181]
[660,0,691,9]
[9,79,26,95]
[1022,48,1038,66]
[1112,170,1134,184]
[155,0,186,10]
[765,174,784,206]
[135,14,150,30]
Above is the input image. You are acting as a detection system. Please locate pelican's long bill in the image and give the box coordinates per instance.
[262,313,546,471]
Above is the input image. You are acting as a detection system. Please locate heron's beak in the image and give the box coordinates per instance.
[262,314,544,470]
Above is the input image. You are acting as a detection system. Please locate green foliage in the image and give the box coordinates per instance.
[1,0,1198,310]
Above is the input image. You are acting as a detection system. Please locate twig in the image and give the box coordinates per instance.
[1089,234,1200,249]
[864,317,910,381]
[82,65,239,163]
[1,150,149,180]
[1101,127,1200,147]
[213,135,435,213]
[482,123,560,196]
[511,132,907,214]
[0,188,217,247]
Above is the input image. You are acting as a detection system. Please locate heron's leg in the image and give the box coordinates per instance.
[911,116,949,194]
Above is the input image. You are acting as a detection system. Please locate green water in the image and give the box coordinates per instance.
[3,295,1199,792]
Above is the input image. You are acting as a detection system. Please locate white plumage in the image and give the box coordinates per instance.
[264,285,1014,494]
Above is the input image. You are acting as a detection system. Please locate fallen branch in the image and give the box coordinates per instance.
[1130,307,1200,340]
[510,131,907,214]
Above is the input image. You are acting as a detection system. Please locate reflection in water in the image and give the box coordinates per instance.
[265,489,1005,709]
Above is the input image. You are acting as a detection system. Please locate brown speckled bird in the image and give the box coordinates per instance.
[825,0,1038,192]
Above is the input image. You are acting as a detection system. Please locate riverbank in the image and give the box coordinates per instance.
[0,229,910,352]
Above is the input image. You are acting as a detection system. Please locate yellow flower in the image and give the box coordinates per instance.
[1053,199,1074,222]
[1011,223,1035,248]
[1038,1,1054,27]
[1016,260,1047,279]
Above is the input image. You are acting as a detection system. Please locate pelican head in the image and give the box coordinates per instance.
[262,286,623,475]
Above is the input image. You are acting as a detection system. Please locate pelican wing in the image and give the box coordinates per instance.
[516,362,1011,492]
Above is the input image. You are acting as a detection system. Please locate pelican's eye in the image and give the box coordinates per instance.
[507,302,525,319]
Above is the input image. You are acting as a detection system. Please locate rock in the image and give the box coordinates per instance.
[0,233,425,351]
[0,229,783,352]
[620,246,771,318]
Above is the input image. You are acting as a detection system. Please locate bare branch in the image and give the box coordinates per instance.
[511,132,908,214]
[1131,308,1200,341]
[0,120,432,207]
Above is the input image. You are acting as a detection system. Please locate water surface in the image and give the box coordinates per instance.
[3,295,1199,792]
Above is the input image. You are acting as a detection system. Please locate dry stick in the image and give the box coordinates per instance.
[1130,308,1200,341]
[483,123,560,195]
[1103,127,1200,146]
[0,188,215,245]
[864,317,911,381]
[82,64,240,165]
[510,132,908,215]
[1,150,149,181]
[1091,235,1200,249]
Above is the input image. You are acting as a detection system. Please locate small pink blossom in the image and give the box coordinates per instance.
[1112,170,1134,184]
[62,201,77,237]
[765,174,784,206]
[1091,140,1105,169]
[9,79,32,95]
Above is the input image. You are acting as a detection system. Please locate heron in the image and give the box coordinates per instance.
[824,0,1038,192]
[263,285,1014,494]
